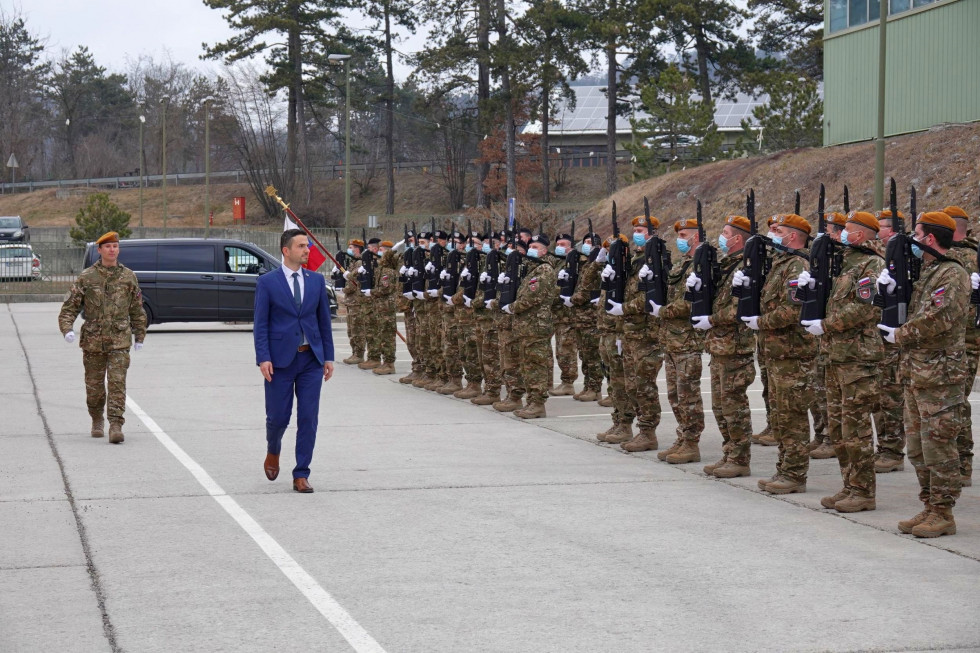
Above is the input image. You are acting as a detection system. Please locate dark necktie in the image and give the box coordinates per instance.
[292,272,301,309]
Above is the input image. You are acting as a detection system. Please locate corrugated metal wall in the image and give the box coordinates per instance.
[823,0,980,145]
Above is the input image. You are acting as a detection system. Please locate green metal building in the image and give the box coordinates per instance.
[823,0,980,146]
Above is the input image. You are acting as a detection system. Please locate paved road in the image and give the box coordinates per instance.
[2,303,979,653]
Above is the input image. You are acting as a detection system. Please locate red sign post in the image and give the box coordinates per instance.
[233,196,246,222]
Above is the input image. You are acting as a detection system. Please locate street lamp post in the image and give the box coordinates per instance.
[873,3,889,210]
[161,95,171,237]
[328,53,352,245]
[139,113,146,232]
[203,97,213,238]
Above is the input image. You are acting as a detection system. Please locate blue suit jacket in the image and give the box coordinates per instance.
[254,267,334,368]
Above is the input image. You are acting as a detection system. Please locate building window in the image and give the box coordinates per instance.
[830,0,848,31]
[829,0,937,33]
[849,0,868,25]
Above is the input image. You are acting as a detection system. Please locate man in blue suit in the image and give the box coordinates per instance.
[254,229,335,493]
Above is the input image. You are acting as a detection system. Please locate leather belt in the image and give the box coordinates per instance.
[297,344,311,352]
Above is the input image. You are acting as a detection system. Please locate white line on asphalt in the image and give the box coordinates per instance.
[549,408,768,419]
[125,397,388,653]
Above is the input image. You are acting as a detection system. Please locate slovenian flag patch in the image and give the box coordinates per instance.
[932,287,945,307]
[858,277,872,287]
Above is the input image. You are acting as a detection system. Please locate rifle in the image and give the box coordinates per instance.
[442,225,462,299]
[874,178,917,328]
[639,197,671,310]
[603,201,628,310]
[973,189,980,327]
[358,227,375,291]
[401,223,414,296]
[425,218,444,296]
[735,189,769,318]
[685,199,718,319]
[798,183,840,321]
[482,224,501,303]
[331,231,348,290]
[498,246,524,308]
[411,223,427,297]
[843,185,850,213]
[559,220,580,299]
[462,220,480,301]
[794,190,801,216]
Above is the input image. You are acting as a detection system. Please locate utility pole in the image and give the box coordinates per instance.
[161,95,171,237]
[873,4,888,210]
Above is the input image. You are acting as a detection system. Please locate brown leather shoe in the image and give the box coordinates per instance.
[264,453,280,481]
[293,477,314,493]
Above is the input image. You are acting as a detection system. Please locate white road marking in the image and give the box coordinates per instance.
[126,396,388,653]
[549,408,768,419]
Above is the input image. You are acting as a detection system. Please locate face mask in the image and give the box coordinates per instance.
[482,243,491,254]
[770,234,784,246]
[633,233,647,247]
[581,244,592,256]
[911,238,924,259]
[555,246,567,257]
[429,242,437,250]
[766,231,777,240]
[676,238,691,255]
[465,245,473,253]
[527,248,540,259]
[718,234,729,254]
[506,247,515,256]
[840,229,852,246]
[346,248,354,256]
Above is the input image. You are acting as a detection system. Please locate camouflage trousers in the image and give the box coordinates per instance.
[574,311,603,392]
[346,302,367,359]
[404,304,423,373]
[955,345,979,480]
[478,315,502,395]
[757,343,770,429]
[422,302,446,381]
[665,351,704,442]
[905,382,963,509]
[826,362,879,499]
[622,331,663,431]
[442,309,462,378]
[517,327,554,405]
[497,317,524,400]
[83,349,130,425]
[363,301,381,361]
[553,321,578,385]
[372,300,397,364]
[709,353,756,465]
[458,311,483,385]
[767,356,814,483]
[810,355,829,444]
[599,332,633,426]
[874,344,905,460]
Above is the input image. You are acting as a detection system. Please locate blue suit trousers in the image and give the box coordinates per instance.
[265,349,322,479]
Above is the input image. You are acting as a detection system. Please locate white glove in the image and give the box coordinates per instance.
[463,296,472,308]
[444,295,453,305]
[484,299,493,309]
[971,272,979,291]
[134,342,144,351]
[639,264,654,281]
[498,273,511,284]
[439,269,450,280]
[606,301,623,316]
[686,272,702,291]
[561,296,572,308]
[741,316,760,331]
[479,271,489,283]
[399,265,407,275]
[413,290,424,299]
[797,270,815,290]
[557,269,569,280]
[424,261,435,273]
[402,291,413,299]
[801,319,824,336]
[595,248,608,264]
[64,331,76,344]
[877,323,896,343]
[649,301,662,317]
[732,269,750,288]
[357,265,365,274]
[502,304,513,314]
[601,264,616,281]
[460,268,472,279]
[361,288,372,296]
[406,267,418,277]
[427,289,438,297]
[878,268,896,295]
[590,297,600,305]
[691,315,712,330]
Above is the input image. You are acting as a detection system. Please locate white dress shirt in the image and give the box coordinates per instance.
[281,262,308,346]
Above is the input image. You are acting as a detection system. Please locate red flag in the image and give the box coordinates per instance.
[284,216,326,271]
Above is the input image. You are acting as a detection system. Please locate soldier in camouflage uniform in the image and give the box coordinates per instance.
[800,211,884,512]
[452,231,485,399]
[691,215,756,478]
[369,242,399,375]
[357,238,384,370]
[870,210,908,472]
[565,233,604,402]
[341,239,366,365]
[595,237,635,443]
[549,233,578,396]
[651,219,705,464]
[437,232,466,395]
[942,205,976,487]
[752,215,780,447]
[59,232,147,444]
[738,213,814,494]
[879,211,969,538]
[421,231,450,391]
[493,237,527,412]
[472,233,504,405]
[410,231,435,388]
[399,230,423,384]
[509,234,558,419]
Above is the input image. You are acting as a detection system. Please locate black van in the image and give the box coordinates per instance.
[83,238,338,324]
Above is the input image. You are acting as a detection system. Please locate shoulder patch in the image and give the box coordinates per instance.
[529,277,539,292]
[933,287,946,307]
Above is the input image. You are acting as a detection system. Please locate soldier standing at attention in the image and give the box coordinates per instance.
[370,241,399,375]
[567,232,604,402]
[399,230,423,384]
[59,232,147,444]
[800,211,884,512]
[508,234,558,419]
[341,239,366,365]
[690,215,756,478]
[549,232,578,397]
[358,237,384,370]
[752,215,781,447]
[493,237,528,413]
[738,213,814,494]
[452,230,485,400]
[651,219,704,465]
[878,211,969,537]
[595,236,635,443]
[472,232,504,406]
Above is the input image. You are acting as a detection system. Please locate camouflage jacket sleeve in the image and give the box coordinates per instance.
[372,265,397,300]
[570,261,599,306]
[823,252,883,334]
[623,258,646,317]
[513,261,557,315]
[58,275,87,335]
[709,254,742,327]
[895,260,970,348]
[126,269,148,343]
[659,259,693,320]
[758,255,807,331]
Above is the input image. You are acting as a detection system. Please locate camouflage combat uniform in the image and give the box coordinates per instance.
[621,251,664,435]
[704,251,757,467]
[372,251,399,366]
[569,258,604,395]
[550,254,578,387]
[473,257,502,400]
[945,237,979,482]
[595,286,632,429]
[343,257,367,362]
[452,277,483,392]
[822,246,885,500]
[512,257,558,406]
[58,261,147,426]
[894,256,970,510]
[423,255,447,385]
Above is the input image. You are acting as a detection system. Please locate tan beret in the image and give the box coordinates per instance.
[874,209,906,220]
[943,205,969,220]
[773,214,812,236]
[846,211,879,233]
[826,212,847,227]
[380,240,394,248]
[917,211,956,231]
[96,232,119,246]
[349,239,365,247]
[674,218,699,233]
[724,215,751,233]
[632,215,661,229]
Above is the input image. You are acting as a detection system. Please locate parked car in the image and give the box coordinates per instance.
[0,244,41,281]
[82,238,338,324]
[0,216,30,243]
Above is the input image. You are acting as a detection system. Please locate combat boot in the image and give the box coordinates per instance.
[372,363,396,375]
[598,395,613,408]
[621,428,658,452]
[108,423,124,444]
[493,396,523,412]
[424,377,446,391]
[820,488,849,509]
[412,374,432,388]
[548,383,575,397]
[358,359,382,370]
[874,455,904,473]
[399,371,417,384]
[90,415,105,438]
[763,476,806,494]
[438,377,463,395]
[657,440,683,461]
[713,462,751,478]
[454,383,482,400]
[898,507,932,534]
[343,354,364,365]
[703,457,727,474]
[603,423,633,445]
[595,423,618,442]
[574,388,600,402]
[666,441,701,464]
[751,426,776,446]
[835,494,876,513]
[515,403,547,419]
[471,392,498,406]
[911,507,956,538]
[809,442,836,459]
[757,474,779,490]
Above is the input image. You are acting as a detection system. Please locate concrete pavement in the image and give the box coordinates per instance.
[2,302,979,653]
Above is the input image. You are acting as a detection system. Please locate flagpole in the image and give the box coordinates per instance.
[266,185,344,273]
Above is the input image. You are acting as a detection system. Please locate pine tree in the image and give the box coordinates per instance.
[742,70,822,152]
[0,11,49,180]
[748,0,823,80]
[70,193,132,245]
